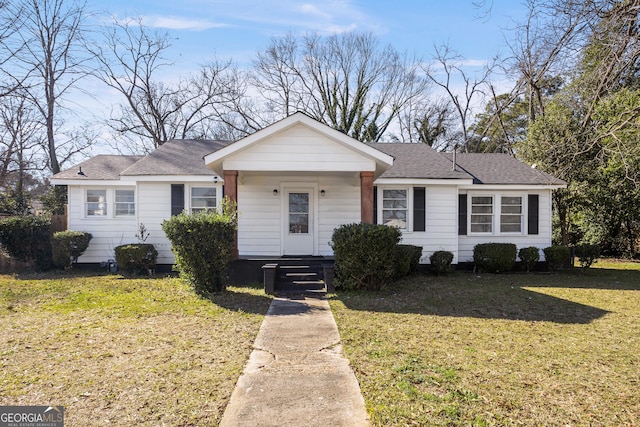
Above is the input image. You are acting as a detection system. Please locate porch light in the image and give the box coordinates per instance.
[273,189,278,196]
[320,189,326,197]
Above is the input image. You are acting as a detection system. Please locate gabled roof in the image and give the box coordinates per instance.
[446,153,566,185]
[370,143,471,180]
[52,155,143,181]
[204,112,394,177]
[121,139,231,176]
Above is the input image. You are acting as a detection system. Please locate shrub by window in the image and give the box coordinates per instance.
[162,197,237,295]
[394,244,422,279]
[52,230,92,269]
[430,250,454,275]
[330,223,401,291]
[115,244,158,275]
[473,243,517,273]
[518,246,540,272]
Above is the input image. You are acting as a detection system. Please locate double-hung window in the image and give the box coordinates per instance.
[470,196,493,233]
[500,196,523,233]
[86,190,107,216]
[115,189,135,217]
[85,188,136,218]
[191,187,217,213]
[382,189,407,229]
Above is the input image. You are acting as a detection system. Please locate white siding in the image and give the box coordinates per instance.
[68,185,138,263]
[224,124,376,172]
[136,182,174,264]
[237,174,360,256]
[398,185,460,263]
[458,190,553,262]
[69,180,222,265]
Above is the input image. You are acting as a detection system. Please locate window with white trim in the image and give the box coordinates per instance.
[500,196,523,233]
[190,187,217,213]
[382,189,407,229]
[470,196,493,233]
[115,189,135,216]
[86,189,107,216]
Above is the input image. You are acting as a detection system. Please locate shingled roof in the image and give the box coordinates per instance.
[369,143,471,179]
[52,138,564,187]
[446,153,566,185]
[52,155,143,180]
[121,139,231,176]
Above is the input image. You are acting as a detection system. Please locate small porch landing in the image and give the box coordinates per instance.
[230,256,335,293]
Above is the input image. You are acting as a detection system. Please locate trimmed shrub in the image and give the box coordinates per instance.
[115,243,157,275]
[394,244,422,279]
[518,246,540,272]
[162,197,237,295]
[575,243,600,269]
[0,215,52,270]
[473,243,517,273]
[52,230,92,268]
[330,223,401,291]
[430,250,454,275]
[543,245,571,271]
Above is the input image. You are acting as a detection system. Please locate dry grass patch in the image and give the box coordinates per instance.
[330,265,640,426]
[0,272,271,426]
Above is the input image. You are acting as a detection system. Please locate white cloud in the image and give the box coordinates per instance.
[141,15,229,31]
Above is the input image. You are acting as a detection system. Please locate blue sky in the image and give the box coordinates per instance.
[94,0,527,72]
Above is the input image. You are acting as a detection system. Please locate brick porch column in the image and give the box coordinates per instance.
[223,170,239,259]
[360,171,374,224]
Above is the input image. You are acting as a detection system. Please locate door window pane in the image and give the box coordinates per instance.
[289,193,309,233]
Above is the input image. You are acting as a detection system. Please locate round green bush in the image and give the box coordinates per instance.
[543,245,571,271]
[330,223,401,291]
[430,250,454,275]
[518,246,540,272]
[473,243,517,273]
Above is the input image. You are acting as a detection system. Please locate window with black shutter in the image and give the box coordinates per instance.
[171,184,184,216]
[413,187,426,232]
[528,194,539,235]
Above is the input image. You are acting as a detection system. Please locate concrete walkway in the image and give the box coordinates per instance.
[219,293,369,427]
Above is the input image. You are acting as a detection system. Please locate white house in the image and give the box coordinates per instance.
[51,112,565,268]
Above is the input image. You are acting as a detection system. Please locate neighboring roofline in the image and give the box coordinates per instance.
[203,112,394,176]
[50,179,131,186]
[119,175,222,183]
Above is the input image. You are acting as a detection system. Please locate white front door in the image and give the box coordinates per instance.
[283,189,315,255]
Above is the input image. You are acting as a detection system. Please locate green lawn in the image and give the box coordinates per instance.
[0,272,272,426]
[330,262,640,426]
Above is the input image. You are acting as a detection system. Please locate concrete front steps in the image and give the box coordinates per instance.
[261,257,335,294]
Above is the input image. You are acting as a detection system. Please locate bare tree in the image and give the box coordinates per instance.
[7,0,93,174]
[92,18,243,153]
[250,32,430,142]
[0,93,44,193]
[424,44,496,152]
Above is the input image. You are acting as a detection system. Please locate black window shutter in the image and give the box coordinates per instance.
[373,186,378,224]
[413,187,426,232]
[528,194,539,235]
[458,194,467,235]
[171,184,184,216]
